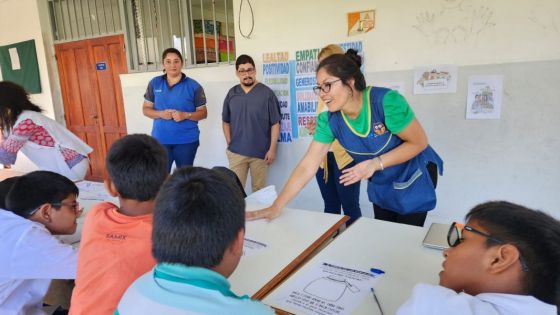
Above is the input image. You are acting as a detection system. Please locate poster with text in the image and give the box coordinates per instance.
[291,41,363,138]
[263,51,294,142]
[466,75,503,120]
[413,64,458,95]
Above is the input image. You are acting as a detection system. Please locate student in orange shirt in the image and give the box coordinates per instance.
[69,134,168,315]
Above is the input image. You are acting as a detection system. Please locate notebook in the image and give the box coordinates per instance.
[422,223,450,250]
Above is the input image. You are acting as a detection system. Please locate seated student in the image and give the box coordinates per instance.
[0,171,81,314]
[70,134,168,315]
[116,167,274,314]
[397,201,559,315]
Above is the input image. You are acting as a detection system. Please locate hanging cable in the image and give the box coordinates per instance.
[238,0,254,39]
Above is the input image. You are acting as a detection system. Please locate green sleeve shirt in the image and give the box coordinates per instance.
[313,88,415,144]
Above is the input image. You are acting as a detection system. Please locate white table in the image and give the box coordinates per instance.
[262,217,444,315]
[230,205,348,299]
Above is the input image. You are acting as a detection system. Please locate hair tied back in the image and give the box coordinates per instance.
[345,49,362,68]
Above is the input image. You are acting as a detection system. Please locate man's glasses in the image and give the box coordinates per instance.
[237,68,255,75]
[447,222,530,272]
[313,79,341,95]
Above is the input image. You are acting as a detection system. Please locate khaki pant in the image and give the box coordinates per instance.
[226,150,267,193]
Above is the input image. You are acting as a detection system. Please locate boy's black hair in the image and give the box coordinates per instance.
[316,49,366,92]
[105,134,168,201]
[152,167,245,268]
[0,177,20,209]
[235,54,255,70]
[466,201,560,309]
[5,171,78,218]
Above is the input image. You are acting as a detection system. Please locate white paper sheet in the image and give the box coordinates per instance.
[243,237,268,257]
[274,261,381,315]
[466,75,503,120]
[413,64,458,94]
[76,180,113,201]
[8,48,21,70]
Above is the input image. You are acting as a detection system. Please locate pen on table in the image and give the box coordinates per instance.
[370,287,384,315]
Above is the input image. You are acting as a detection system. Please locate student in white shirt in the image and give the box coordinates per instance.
[0,171,82,315]
[397,201,560,315]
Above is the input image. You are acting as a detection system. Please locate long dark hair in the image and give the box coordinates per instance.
[466,201,560,309]
[0,81,43,133]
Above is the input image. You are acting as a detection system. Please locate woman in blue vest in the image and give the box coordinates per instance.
[142,48,207,172]
[247,50,443,227]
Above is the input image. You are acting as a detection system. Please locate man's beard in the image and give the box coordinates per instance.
[242,78,255,87]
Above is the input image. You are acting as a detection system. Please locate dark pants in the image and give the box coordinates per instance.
[316,152,362,225]
[373,162,438,227]
[164,141,199,172]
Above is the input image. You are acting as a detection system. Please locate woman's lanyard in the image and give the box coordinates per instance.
[153,267,249,300]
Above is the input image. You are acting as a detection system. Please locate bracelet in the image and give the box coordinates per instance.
[188,112,192,119]
[376,156,384,172]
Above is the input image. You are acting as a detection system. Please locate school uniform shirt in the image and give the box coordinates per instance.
[397,283,557,315]
[0,110,92,181]
[70,202,155,315]
[116,263,274,315]
[0,209,77,315]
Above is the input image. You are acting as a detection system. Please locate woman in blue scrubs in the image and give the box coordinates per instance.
[142,48,207,171]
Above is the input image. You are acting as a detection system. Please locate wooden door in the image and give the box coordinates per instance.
[55,35,128,181]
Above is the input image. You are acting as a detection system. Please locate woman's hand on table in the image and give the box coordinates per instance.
[245,204,283,221]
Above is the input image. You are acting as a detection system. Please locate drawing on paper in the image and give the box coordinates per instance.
[413,0,496,44]
[466,75,503,120]
[303,275,360,302]
[416,69,452,89]
[470,86,494,114]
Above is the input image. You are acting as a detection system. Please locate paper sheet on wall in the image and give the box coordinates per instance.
[466,75,503,120]
[243,238,268,257]
[8,48,21,70]
[413,64,458,94]
[273,261,380,315]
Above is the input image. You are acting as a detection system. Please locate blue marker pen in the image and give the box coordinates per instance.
[370,268,385,276]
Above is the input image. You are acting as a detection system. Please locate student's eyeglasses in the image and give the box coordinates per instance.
[237,68,255,75]
[26,201,82,217]
[447,222,530,272]
[313,79,341,95]
[51,201,83,213]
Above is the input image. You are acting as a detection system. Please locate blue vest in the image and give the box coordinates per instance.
[328,87,444,214]
[150,75,201,144]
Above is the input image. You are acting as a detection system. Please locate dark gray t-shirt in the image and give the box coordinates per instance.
[222,83,281,159]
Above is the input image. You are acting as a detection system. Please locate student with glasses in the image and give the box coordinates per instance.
[222,54,281,193]
[0,171,81,314]
[247,50,442,227]
[397,201,559,315]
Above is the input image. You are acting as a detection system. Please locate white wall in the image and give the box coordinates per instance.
[3,0,557,223]
[119,0,560,223]
[0,0,57,172]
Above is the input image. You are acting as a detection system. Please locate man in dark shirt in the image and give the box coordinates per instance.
[222,55,281,193]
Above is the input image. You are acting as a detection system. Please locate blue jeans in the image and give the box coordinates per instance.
[163,141,199,172]
[315,152,361,225]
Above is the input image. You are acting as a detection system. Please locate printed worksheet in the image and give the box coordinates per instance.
[76,180,113,201]
[274,261,381,315]
[243,238,268,257]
